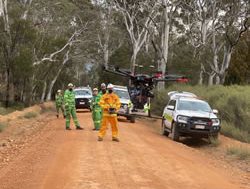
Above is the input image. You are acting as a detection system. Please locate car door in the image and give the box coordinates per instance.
[163,100,176,129]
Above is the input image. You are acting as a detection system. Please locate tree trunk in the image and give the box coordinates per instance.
[131,44,139,75]
[215,75,220,85]
[219,46,232,84]
[46,65,64,101]
[208,73,215,86]
[199,70,204,85]
[40,81,47,103]
[158,0,170,90]
[5,68,10,107]
[46,51,69,100]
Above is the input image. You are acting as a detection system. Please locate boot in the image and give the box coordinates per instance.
[76,126,84,130]
[112,137,120,142]
[66,127,72,130]
[98,137,103,141]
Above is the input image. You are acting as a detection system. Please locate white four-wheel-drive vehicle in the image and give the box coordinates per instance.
[74,87,92,110]
[162,91,221,141]
[113,85,136,123]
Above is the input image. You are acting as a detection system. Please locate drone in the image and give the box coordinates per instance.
[103,65,188,117]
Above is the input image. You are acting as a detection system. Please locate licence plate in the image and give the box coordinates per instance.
[195,125,205,129]
[79,102,85,105]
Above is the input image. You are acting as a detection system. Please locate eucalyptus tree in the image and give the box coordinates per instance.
[182,0,249,85]
[113,0,160,75]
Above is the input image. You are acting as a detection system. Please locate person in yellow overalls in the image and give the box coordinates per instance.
[98,84,121,142]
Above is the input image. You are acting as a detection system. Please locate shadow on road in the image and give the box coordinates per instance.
[76,110,91,113]
[180,137,210,148]
[118,117,132,123]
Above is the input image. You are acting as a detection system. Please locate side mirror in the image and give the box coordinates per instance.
[167,105,175,111]
[212,109,218,114]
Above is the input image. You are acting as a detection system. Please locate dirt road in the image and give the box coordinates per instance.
[0,111,249,189]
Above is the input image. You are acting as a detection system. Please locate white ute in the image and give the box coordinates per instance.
[162,91,221,141]
[113,85,135,123]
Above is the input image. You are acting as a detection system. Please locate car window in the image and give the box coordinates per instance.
[177,100,211,112]
[113,89,130,99]
[74,90,91,96]
[168,100,176,108]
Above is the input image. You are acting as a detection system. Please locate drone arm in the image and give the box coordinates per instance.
[103,66,128,77]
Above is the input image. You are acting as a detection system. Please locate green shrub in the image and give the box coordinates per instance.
[226,146,250,160]
[151,85,250,143]
[23,112,38,119]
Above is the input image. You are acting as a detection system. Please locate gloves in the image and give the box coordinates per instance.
[108,108,116,114]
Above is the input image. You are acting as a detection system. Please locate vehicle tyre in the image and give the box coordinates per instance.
[161,119,169,136]
[171,122,180,141]
[130,116,136,123]
[148,109,151,117]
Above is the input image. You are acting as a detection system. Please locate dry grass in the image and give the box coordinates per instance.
[226,146,250,160]
[23,112,38,119]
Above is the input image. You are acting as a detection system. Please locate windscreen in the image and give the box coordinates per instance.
[113,89,130,99]
[177,100,211,112]
[74,90,91,96]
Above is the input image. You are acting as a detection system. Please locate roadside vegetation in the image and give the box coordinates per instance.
[0,103,25,115]
[0,122,8,133]
[23,112,38,119]
[152,84,250,143]
[40,105,55,114]
[227,146,250,160]
[209,137,221,147]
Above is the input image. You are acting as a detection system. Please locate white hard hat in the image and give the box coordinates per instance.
[93,88,98,91]
[101,83,106,88]
[68,83,74,87]
[107,84,114,89]
[57,90,62,93]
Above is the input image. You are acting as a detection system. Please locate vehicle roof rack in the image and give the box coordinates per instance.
[168,91,197,99]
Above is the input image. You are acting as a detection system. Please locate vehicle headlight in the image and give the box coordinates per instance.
[177,115,189,123]
[212,118,220,126]
[123,105,128,109]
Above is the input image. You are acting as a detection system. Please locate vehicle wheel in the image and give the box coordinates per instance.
[130,116,136,123]
[171,122,180,141]
[161,119,169,136]
[148,109,151,117]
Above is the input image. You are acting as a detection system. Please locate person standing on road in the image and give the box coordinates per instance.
[98,84,121,142]
[91,88,102,131]
[64,83,83,130]
[97,83,106,126]
[55,90,66,118]
[99,83,106,96]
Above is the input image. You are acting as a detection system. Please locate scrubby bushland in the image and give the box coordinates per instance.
[151,84,250,143]
[227,146,250,160]
[23,112,38,119]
